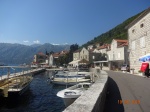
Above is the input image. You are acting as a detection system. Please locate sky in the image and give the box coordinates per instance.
[0,0,150,46]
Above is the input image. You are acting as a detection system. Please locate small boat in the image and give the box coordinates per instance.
[57,82,92,107]
[50,70,91,85]
[53,71,87,79]
[51,78,91,85]
[0,75,33,97]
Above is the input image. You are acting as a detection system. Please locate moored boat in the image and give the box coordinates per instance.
[50,70,91,85]
[57,82,92,107]
[51,78,91,85]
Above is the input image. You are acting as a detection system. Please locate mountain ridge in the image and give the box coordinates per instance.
[0,43,70,64]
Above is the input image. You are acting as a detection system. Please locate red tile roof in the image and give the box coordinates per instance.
[97,44,110,50]
[53,53,60,57]
[37,52,45,56]
[114,39,128,47]
[114,39,128,43]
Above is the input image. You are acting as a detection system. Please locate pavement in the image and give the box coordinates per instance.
[103,70,150,112]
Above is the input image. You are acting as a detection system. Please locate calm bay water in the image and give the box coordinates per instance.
[0,71,66,112]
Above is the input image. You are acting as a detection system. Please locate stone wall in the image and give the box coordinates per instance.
[128,12,150,74]
[63,69,108,112]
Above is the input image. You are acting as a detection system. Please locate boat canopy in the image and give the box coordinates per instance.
[69,60,80,64]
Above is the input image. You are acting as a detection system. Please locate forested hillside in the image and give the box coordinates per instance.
[81,10,143,48]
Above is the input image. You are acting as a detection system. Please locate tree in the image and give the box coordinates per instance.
[69,44,79,62]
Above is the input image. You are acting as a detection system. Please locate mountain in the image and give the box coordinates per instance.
[0,43,70,64]
[81,10,144,48]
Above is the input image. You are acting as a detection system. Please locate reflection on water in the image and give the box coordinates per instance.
[0,71,66,112]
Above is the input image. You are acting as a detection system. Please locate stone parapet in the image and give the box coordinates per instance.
[63,69,108,112]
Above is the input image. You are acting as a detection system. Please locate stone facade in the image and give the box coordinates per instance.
[126,7,150,73]
[97,44,110,54]
[33,52,47,64]
[80,47,89,61]
[107,39,129,69]
[72,47,103,66]
[73,50,80,61]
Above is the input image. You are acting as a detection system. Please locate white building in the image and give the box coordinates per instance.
[107,39,129,70]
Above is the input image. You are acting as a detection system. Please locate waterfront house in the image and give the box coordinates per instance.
[70,47,102,67]
[69,49,81,67]
[49,54,54,67]
[93,48,100,53]
[79,47,102,64]
[107,39,129,70]
[50,51,69,66]
[69,48,88,67]
[87,44,94,50]
[126,7,150,74]
[32,52,48,66]
[80,47,89,61]
[73,49,81,61]
[97,44,110,54]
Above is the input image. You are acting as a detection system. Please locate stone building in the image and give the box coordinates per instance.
[126,7,150,74]
[107,39,129,70]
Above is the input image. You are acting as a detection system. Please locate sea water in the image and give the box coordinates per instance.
[0,71,66,112]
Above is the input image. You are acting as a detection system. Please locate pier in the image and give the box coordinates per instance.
[0,66,46,97]
[0,66,46,81]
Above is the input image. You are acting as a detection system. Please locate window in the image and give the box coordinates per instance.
[132,29,135,33]
[140,36,145,48]
[132,41,135,50]
[93,56,95,59]
[140,23,144,28]
[85,55,87,59]
[118,52,121,58]
[113,53,115,60]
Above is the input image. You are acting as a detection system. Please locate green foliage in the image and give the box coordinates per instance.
[81,11,143,48]
[68,44,79,62]
[58,54,69,66]
[70,44,79,53]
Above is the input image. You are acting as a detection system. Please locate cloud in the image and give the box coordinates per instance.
[51,43,60,45]
[64,43,68,45]
[33,40,40,44]
[23,40,29,43]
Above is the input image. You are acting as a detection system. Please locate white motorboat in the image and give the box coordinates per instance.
[57,82,92,107]
[50,70,91,85]
[52,70,89,78]
[51,78,91,85]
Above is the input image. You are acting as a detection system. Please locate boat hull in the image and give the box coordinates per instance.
[51,79,91,86]
[8,80,32,97]
[57,82,92,107]
[63,98,77,107]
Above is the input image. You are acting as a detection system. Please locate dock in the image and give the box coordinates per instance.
[0,66,46,81]
[0,66,46,97]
